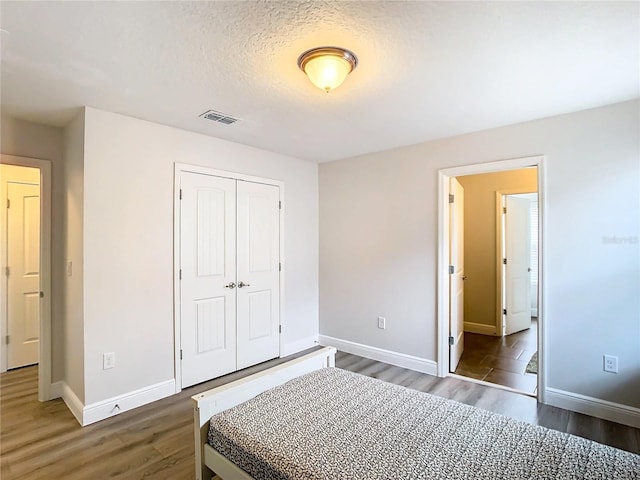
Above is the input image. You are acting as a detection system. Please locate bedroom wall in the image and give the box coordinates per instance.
[0,116,66,383]
[63,110,86,402]
[457,169,537,331]
[81,107,319,406]
[319,99,640,411]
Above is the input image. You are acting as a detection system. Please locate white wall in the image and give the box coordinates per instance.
[320,100,639,409]
[81,107,319,405]
[0,116,66,382]
[63,111,86,402]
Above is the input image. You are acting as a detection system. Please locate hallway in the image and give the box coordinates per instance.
[454,319,538,394]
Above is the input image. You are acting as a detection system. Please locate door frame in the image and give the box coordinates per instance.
[173,163,284,393]
[0,154,52,402]
[437,155,546,402]
[495,188,537,336]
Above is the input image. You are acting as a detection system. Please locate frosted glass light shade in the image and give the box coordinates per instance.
[298,47,358,93]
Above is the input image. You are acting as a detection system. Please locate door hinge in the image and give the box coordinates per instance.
[4,266,9,277]
[503,207,507,214]
[179,189,183,200]
[448,336,454,346]
[449,194,454,203]
[448,265,454,274]
[503,309,507,315]
[279,325,282,334]
[39,291,44,298]
[179,269,182,280]
[180,349,183,360]
[503,258,507,265]
[279,262,282,272]
[6,199,10,209]
[279,200,282,210]
[5,335,9,344]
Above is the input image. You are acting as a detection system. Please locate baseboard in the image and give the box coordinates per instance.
[61,382,85,425]
[49,381,63,399]
[281,335,319,357]
[82,379,176,426]
[545,387,640,428]
[464,322,497,335]
[318,335,438,376]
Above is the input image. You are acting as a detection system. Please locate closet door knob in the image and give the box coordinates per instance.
[238,281,250,288]
[224,282,236,289]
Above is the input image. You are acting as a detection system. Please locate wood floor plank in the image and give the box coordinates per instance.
[2,348,638,480]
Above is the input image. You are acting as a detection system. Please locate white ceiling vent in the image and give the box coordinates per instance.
[200,110,239,125]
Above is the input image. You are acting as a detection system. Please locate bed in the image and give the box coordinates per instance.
[192,347,640,480]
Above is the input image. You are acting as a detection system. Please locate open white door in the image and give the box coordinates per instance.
[6,182,40,369]
[504,196,532,335]
[236,181,280,370]
[449,178,464,372]
[180,172,237,388]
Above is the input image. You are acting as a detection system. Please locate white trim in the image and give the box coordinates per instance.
[319,335,438,376]
[463,322,497,336]
[546,387,640,428]
[437,155,547,404]
[173,163,285,393]
[0,155,53,402]
[50,380,63,399]
[61,382,84,425]
[281,335,319,357]
[82,379,176,426]
[192,346,336,480]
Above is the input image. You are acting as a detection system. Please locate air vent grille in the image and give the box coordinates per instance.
[200,110,239,125]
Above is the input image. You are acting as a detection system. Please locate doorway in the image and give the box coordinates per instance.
[437,156,545,401]
[0,155,52,402]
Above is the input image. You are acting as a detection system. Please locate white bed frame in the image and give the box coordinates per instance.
[192,346,337,480]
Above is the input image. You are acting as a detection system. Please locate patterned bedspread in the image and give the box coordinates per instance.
[208,368,640,479]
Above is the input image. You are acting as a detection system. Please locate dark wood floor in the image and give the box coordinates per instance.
[2,348,639,479]
[455,320,538,394]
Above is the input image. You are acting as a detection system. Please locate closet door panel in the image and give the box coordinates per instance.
[180,172,237,388]
[236,181,280,369]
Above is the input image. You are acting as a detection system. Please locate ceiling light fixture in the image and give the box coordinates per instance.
[297,46,358,93]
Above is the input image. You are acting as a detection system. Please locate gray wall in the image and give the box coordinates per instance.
[320,100,640,408]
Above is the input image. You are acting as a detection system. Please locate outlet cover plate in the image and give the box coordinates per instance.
[603,354,618,373]
[103,352,115,370]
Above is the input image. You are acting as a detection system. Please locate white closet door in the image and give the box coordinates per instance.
[504,196,532,335]
[180,172,237,388]
[236,181,280,369]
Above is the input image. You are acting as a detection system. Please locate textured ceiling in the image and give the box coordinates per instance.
[1,1,638,162]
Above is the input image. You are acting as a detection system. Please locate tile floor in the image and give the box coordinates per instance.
[454,319,538,395]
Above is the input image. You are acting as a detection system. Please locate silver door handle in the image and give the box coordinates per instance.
[238,281,250,288]
[224,282,236,289]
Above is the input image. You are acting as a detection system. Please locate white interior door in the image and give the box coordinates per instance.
[236,181,280,370]
[7,182,40,369]
[180,172,237,388]
[449,178,464,372]
[504,195,532,335]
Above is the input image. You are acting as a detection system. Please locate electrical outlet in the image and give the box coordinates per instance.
[603,354,618,374]
[103,352,115,370]
[378,316,386,330]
